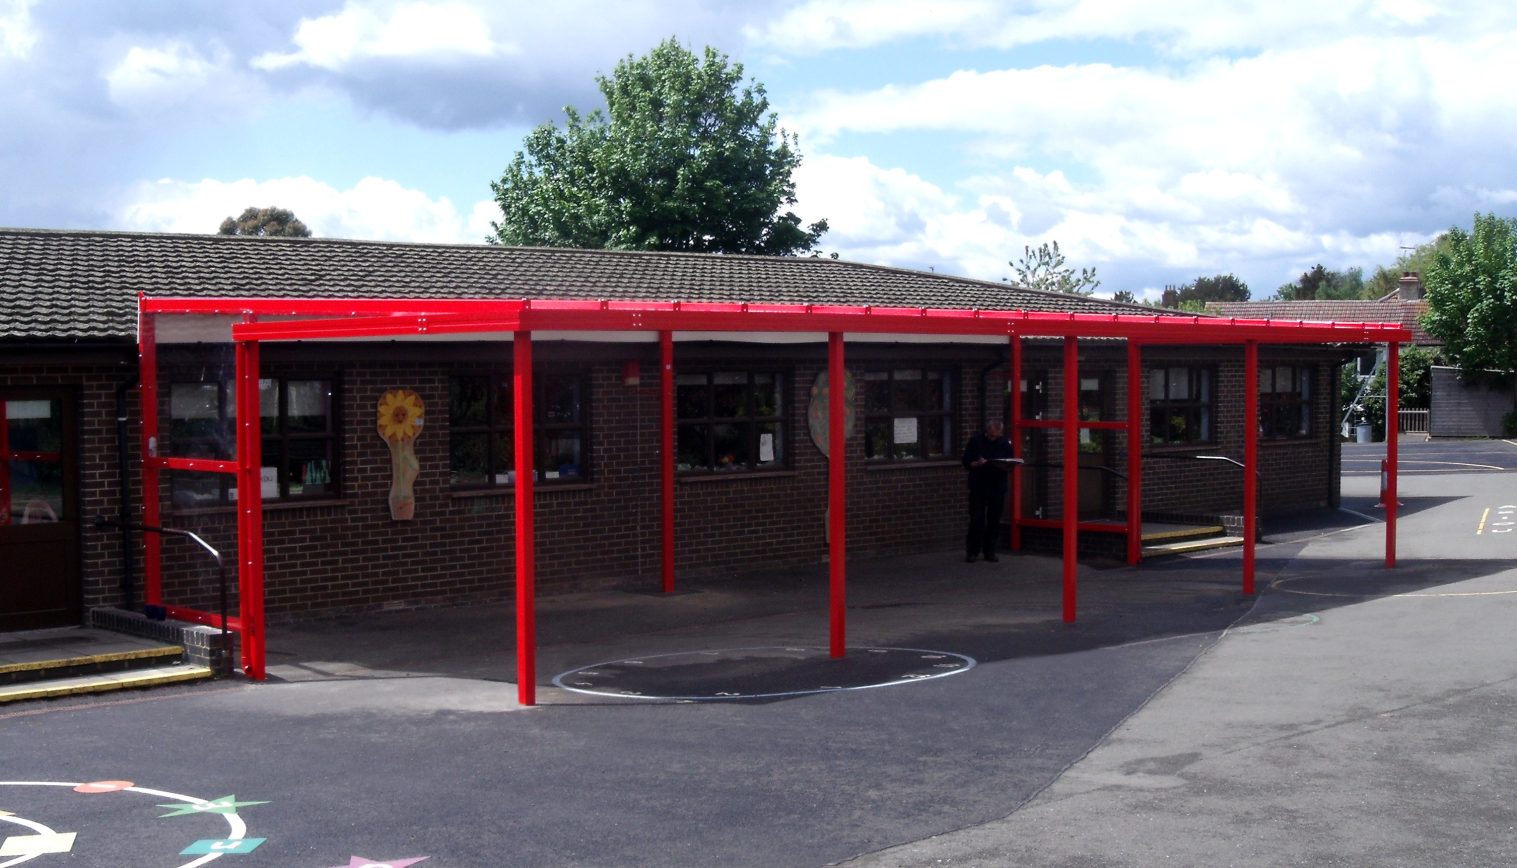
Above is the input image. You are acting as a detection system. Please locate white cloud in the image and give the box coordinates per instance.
[751,0,1506,56]
[253,1,503,71]
[0,0,35,61]
[105,42,232,108]
[117,175,493,244]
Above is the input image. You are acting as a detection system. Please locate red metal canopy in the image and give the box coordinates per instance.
[137,295,1411,705]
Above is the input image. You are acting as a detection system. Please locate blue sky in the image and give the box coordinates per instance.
[3,0,1514,301]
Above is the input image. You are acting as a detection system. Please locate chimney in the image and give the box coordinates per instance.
[1397,271,1424,300]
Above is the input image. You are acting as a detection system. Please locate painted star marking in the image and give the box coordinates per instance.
[158,795,269,817]
[0,832,76,857]
[328,857,429,867]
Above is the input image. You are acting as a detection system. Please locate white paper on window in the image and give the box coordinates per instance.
[759,432,775,463]
[894,417,918,444]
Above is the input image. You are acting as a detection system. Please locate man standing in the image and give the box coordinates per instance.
[962,419,1015,562]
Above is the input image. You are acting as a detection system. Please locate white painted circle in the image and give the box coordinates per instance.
[553,646,977,701]
[0,781,247,868]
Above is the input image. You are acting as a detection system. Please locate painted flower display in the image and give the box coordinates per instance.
[376,389,424,520]
[377,389,424,442]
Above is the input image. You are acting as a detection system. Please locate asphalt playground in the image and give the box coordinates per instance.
[2,439,1515,867]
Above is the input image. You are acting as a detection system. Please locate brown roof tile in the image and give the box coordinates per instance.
[1,229,1173,341]
[1205,299,1435,345]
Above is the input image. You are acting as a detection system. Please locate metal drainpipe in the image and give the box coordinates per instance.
[115,374,138,611]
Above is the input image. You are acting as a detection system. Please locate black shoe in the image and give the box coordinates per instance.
[984,553,999,562]
[964,554,978,563]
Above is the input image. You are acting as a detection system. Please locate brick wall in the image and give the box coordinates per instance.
[1430,366,1516,437]
[4,339,1347,623]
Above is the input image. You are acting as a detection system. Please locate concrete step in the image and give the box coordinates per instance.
[0,644,183,685]
[0,663,213,704]
[1142,534,1245,557]
[1141,523,1227,544]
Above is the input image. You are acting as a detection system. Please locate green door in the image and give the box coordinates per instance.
[1,389,80,630]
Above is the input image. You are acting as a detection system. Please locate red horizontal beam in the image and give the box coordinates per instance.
[1021,420,1128,431]
[163,605,243,632]
[1013,518,1134,531]
[148,456,239,474]
[157,295,1410,345]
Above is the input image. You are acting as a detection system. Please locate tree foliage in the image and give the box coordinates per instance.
[1272,264,1366,301]
[1366,234,1452,298]
[490,39,827,255]
[218,206,311,238]
[1011,240,1100,295]
[1356,345,1438,438]
[1111,289,1138,304]
[1160,273,1249,308]
[1421,212,1517,374]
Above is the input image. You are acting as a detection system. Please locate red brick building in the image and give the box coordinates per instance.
[2,229,1367,634]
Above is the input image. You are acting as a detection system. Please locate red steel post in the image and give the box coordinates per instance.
[1387,340,1399,567]
[1126,340,1143,565]
[513,332,538,705]
[1243,341,1258,595]
[1063,337,1079,622]
[661,331,676,593]
[138,307,162,605]
[1009,336,1023,552]
[828,331,847,658]
[235,337,266,678]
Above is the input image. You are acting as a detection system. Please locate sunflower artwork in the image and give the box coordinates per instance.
[377,389,425,520]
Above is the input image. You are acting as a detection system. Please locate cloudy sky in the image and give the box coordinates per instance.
[3,0,1514,300]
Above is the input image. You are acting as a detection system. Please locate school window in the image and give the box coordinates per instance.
[167,378,338,507]
[1260,365,1313,439]
[448,372,589,487]
[675,371,786,473]
[1148,366,1214,446]
[863,368,955,461]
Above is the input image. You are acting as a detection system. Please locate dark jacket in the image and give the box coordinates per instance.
[961,431,1014,493]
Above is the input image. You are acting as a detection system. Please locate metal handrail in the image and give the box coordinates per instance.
[93,517,231,678]
[1139,454,1263,541]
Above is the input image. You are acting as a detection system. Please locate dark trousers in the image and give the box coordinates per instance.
[966,485,1005,557]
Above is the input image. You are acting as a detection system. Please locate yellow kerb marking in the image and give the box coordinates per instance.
[1478,507,1490,535]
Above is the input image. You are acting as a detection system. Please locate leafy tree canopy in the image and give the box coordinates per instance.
[1421,212,1517,374]
[1160,273,1249,308]
[1011,240,1100,295]
[1111,289,1138,304]
[1271,264,1367,301]
[218,206,311,238]
[490,38,827,256]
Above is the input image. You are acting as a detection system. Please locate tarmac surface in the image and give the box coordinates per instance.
[2,439,1515,866]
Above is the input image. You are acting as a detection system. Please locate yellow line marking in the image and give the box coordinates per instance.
[1478,507,1490,535]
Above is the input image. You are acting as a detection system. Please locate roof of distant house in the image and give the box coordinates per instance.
[1205,299,1433,345]
[0,228,1175,342]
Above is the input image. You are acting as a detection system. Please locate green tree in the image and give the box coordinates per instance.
[490,39,827,255]
[1160,273,1249,307]
[1011,240,1100,295]
[1111,289,1138,304]
[1367,235,1453,298]
[1357,345,1439,439]
[217,206,311,238]
[1422,212,1517,374]
[1272,265,1365,301]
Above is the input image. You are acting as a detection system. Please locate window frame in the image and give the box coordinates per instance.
[673,369,789,475]
[1148,365,1216,447]
[862,367,957,462]
[447,370,592,489]
[1259,364,1314,440]
[166,377,340,507]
